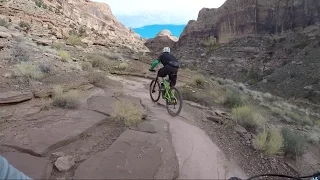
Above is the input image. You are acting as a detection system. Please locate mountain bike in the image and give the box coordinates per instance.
[149,70,183,116]
[229,171,320,180]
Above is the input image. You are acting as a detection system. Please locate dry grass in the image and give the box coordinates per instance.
[81,62,92,71]
[13,62,44,80]
[87,71,110,87]
[180,86,215,107]
[232,106,266,133]
[253,129,284,155]
[111,100,142,126]
[59,50,71,62]
[66,35,82,46]
[270,107,285,117]
[191,74,206,88]
[118,62,129,71]
[87,54,109,70]
[52,85,80,109]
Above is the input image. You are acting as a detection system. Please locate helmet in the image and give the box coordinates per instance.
[162,47,170,53]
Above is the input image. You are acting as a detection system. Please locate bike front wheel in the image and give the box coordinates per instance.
[149,79,161,102]
[166,87,183,116]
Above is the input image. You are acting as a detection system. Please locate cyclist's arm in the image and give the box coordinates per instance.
[0,156,32,180]
[149,59,160,71]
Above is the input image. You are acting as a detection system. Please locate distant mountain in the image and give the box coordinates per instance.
[133,24,186,39]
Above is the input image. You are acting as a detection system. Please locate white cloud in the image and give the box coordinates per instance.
[93,0,226,28]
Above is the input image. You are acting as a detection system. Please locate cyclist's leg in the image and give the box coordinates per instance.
[168,67,178,87]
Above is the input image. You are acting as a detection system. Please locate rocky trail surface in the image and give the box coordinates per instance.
[0,74,247,180]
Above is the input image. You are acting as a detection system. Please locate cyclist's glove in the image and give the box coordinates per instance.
[149,69,156,72]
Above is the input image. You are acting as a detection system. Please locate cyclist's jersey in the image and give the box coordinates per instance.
[158,52,179,68]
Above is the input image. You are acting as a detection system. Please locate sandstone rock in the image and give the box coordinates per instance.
[0,91,33,104]
[33,38,52,46]
[178,0,320,44]
[55,156,76,172]
[207,116,224,124]
[145,29,178,55]
[74,120,179,179]
[13,107,41,119]
[2,110,107,155]
[52,152,66,160]
[87,95,146,116]
[130,121,158,133]
[234,124,247,135]
[0,32,12,38]
[0,26,10,32]
[2,152,53,179]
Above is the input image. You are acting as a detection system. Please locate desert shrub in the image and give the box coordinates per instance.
[0,18,10,28]
[294,40,309,49]
[13,62,44,80]
[265,129,284,155]
[35,0,43,7]
[87,71,109,87]
[307,132,320,144]
[87,54,110,70]
[263,92,276,102]
[58,50,70,62]
[81,61,92,71]
[118,62,128,71]
[316,120,320,127]
[192,74,206,88]
[282,127,305,157]
[223,89,244,108]
[301,116,313,126]
[270,107,285,117]
[253,129,284,155]
[107,53,122,60]
[111,100,142,126]
[51,42,64,50]
[232,106,266,133]
[66,35,82,46]
[39,63,52,74]
[52,86,80,109]
[253,130,268,151]
[19,21,31,31]
[78,26,86,36]
[12,43,30,62]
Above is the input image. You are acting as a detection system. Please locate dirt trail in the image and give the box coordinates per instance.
[108,75,248,179]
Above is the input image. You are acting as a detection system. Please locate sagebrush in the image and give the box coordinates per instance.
[224,89,244,108]
[13,62,44,80]
[231,106,266,133]
[282,127,305,158]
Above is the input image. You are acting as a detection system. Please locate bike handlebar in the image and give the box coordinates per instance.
[229,172,320,180]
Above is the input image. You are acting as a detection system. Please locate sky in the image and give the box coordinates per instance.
[94,0,226,28]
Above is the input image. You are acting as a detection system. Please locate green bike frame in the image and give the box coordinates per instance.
[162,79,177,103]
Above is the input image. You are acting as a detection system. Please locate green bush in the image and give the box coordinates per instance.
[281,127,305,157]
[232,106,266,133]
[35,0,43,7]
[270,107,285,117]
[223,89,244,108]
[87,54,109,70]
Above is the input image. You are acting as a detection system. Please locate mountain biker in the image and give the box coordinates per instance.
[149,47,179,88]
[0,155,31,179]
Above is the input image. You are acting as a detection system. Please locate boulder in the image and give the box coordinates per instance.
[0,91,33,104]
[55,156,76,172]
[74,120,179,179]
[1,152,52,179]
[0,32,12,38]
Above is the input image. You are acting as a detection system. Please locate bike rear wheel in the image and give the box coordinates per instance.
[166,87,183,116]
[149,79,161,102]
